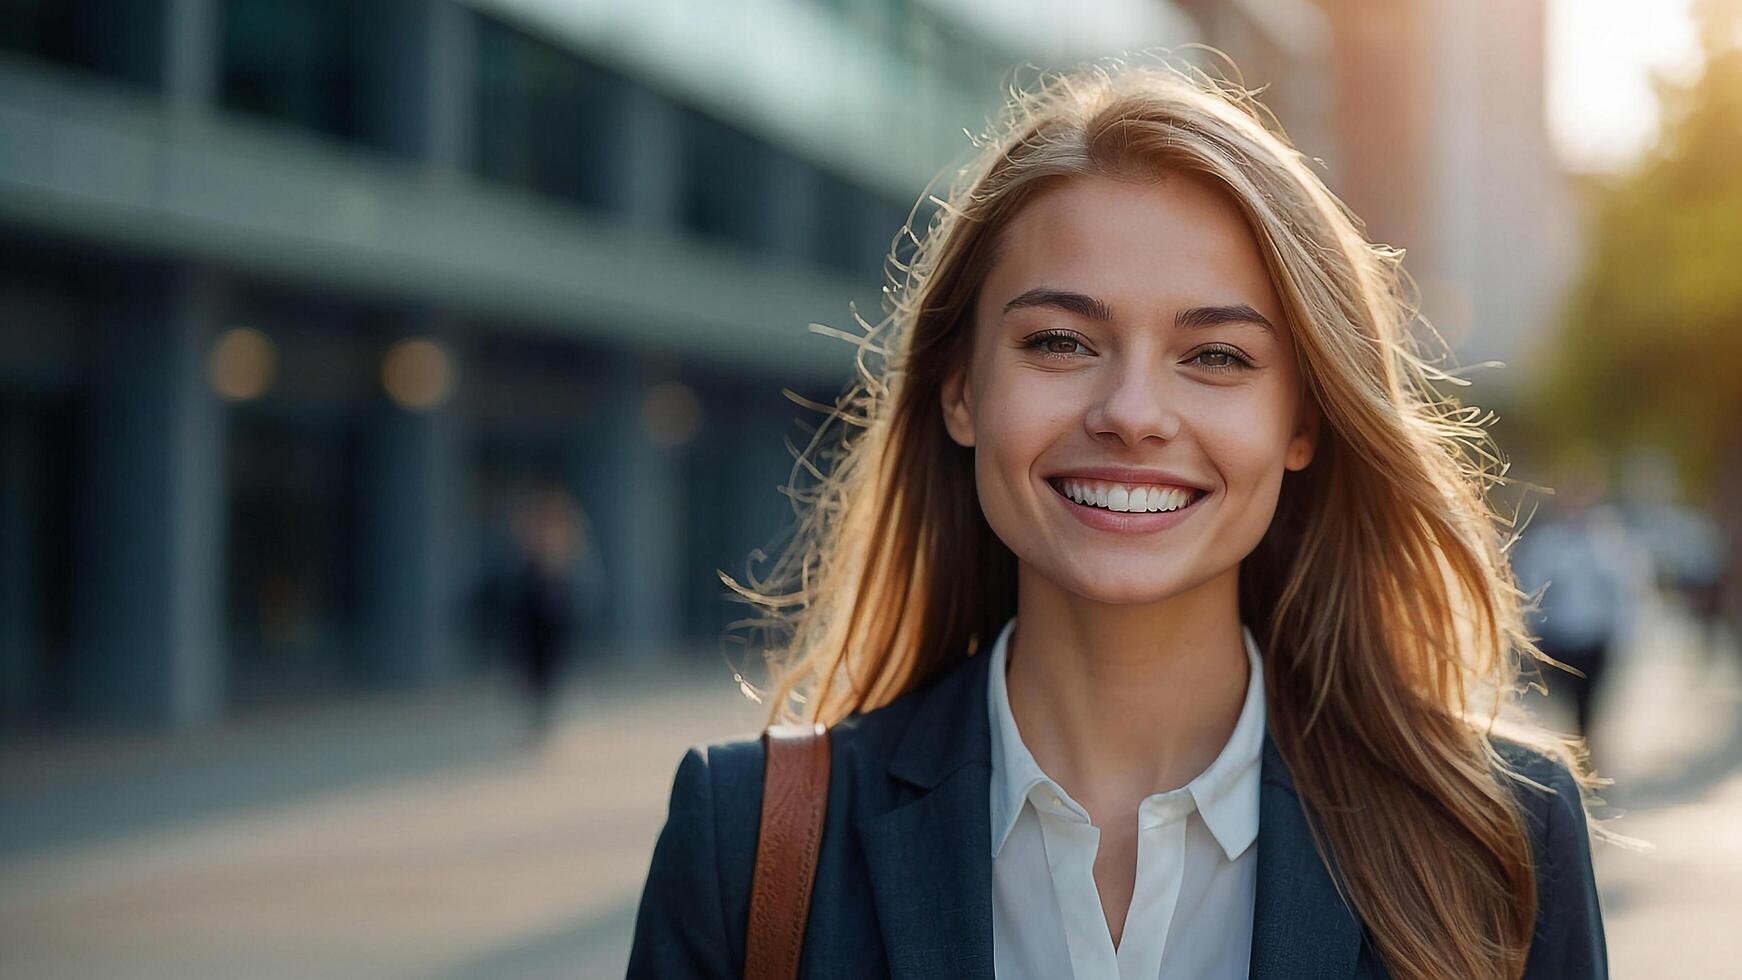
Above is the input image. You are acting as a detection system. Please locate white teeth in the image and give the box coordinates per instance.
[1058,480,1198,513]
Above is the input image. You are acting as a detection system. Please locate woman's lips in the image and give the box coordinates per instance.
[1047,478,1209,532]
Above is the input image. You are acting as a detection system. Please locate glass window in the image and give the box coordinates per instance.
[0,392,76,725]
[679,372,798,646]
[218,0,392,151]
[815,174,905,279]
[217,286,377,706]
[812,172,862,274]
[0,0,165,89]
[679,108,776,250]
[224,408,362,706]
[472,16,621,211]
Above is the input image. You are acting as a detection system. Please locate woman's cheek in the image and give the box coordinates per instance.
[1203,393,1292,468]
[981,374,1062,454]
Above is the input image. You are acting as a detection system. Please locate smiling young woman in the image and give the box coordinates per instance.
[628,59,1608,980]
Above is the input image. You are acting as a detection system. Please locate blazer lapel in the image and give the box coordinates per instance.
[856,651,996,980]
[1249,732,1364,979]
[854,651,1364,979]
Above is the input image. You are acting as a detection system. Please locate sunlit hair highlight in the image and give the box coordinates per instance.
[722,54,1599,980]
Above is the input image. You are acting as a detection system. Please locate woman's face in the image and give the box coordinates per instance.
[941,173,1318,606]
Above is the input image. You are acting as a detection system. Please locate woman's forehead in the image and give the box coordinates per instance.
[982,174,1285,328]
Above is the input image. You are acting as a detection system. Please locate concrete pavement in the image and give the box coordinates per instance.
[0,662,767,979]
[1,605,1739,979]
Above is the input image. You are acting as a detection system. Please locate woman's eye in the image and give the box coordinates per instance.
[1024,332,1091,358]
[1188,346,1253,372]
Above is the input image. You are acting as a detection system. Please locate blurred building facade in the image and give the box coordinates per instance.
[1182,0,1577,377]
[0,0,1191,729]
[0,0,1569,732]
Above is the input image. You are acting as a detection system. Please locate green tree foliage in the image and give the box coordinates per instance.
[1538,0,1742,494]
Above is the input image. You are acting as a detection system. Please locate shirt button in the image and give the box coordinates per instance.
[1049,792,1063,808]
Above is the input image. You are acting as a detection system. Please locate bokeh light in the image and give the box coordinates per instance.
[207,327,277,402]
[641,379,704,447]
[381,337,456,410]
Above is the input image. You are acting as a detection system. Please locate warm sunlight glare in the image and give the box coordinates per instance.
[1548,0,1702,171]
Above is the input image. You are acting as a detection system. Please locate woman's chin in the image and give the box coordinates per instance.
[1047,568,1206,607]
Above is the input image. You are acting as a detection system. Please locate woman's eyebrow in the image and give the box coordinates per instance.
[1175,304,1277,337]
[1001,288,1114,322]
[1003,288,1277,337]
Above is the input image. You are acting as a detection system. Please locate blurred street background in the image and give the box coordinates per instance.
[2,0,1740,977]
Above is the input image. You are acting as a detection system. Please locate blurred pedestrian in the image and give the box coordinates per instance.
[1515,453,1648,745]
[507,484,583,743]
[630,59,1604,980]
[1617,449,1730,656]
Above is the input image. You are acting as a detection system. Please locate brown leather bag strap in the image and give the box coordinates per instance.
[744,722,831,980]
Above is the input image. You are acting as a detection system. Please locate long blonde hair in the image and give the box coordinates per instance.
[725,57,1592,980]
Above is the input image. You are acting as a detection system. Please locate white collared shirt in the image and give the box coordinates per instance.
[987,616,1267,980]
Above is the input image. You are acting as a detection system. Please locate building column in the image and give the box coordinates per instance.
[353,0,458,162]
[764,150,822,263]
[164,0,219,116]
[71,267,227,727]
[355,327,465,686]
[0,412,41,723]
[616,85,684,232]
[424,0,477,173]
[573,352,686,662]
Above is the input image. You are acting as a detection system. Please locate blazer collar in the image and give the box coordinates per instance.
[857,646,1364,980]
[885,647,995,790]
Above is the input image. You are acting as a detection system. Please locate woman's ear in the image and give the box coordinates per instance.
[940,364,976,448]
[1285,396,1321,471]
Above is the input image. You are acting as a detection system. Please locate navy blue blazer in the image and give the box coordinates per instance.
[627,647,1607,978]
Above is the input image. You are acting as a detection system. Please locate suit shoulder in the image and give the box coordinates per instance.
[1490,734,1568,774]
[1491,736,1585,808]
[682,670,931,772]
[670,670,927,794]
[1489,740,1609,975]
[691,731,768,796]
[824,658,964,776]
[829,679,929,746]
[1488,736,1596,867]
[632,731,775,976]
[651,733,768,875]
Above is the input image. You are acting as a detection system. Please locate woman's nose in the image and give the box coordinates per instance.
[1085,363,1182,446]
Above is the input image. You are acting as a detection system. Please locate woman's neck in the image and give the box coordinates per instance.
[1004,566,1251,811]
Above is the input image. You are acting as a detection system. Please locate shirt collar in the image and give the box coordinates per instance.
[986,615,1267,862]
